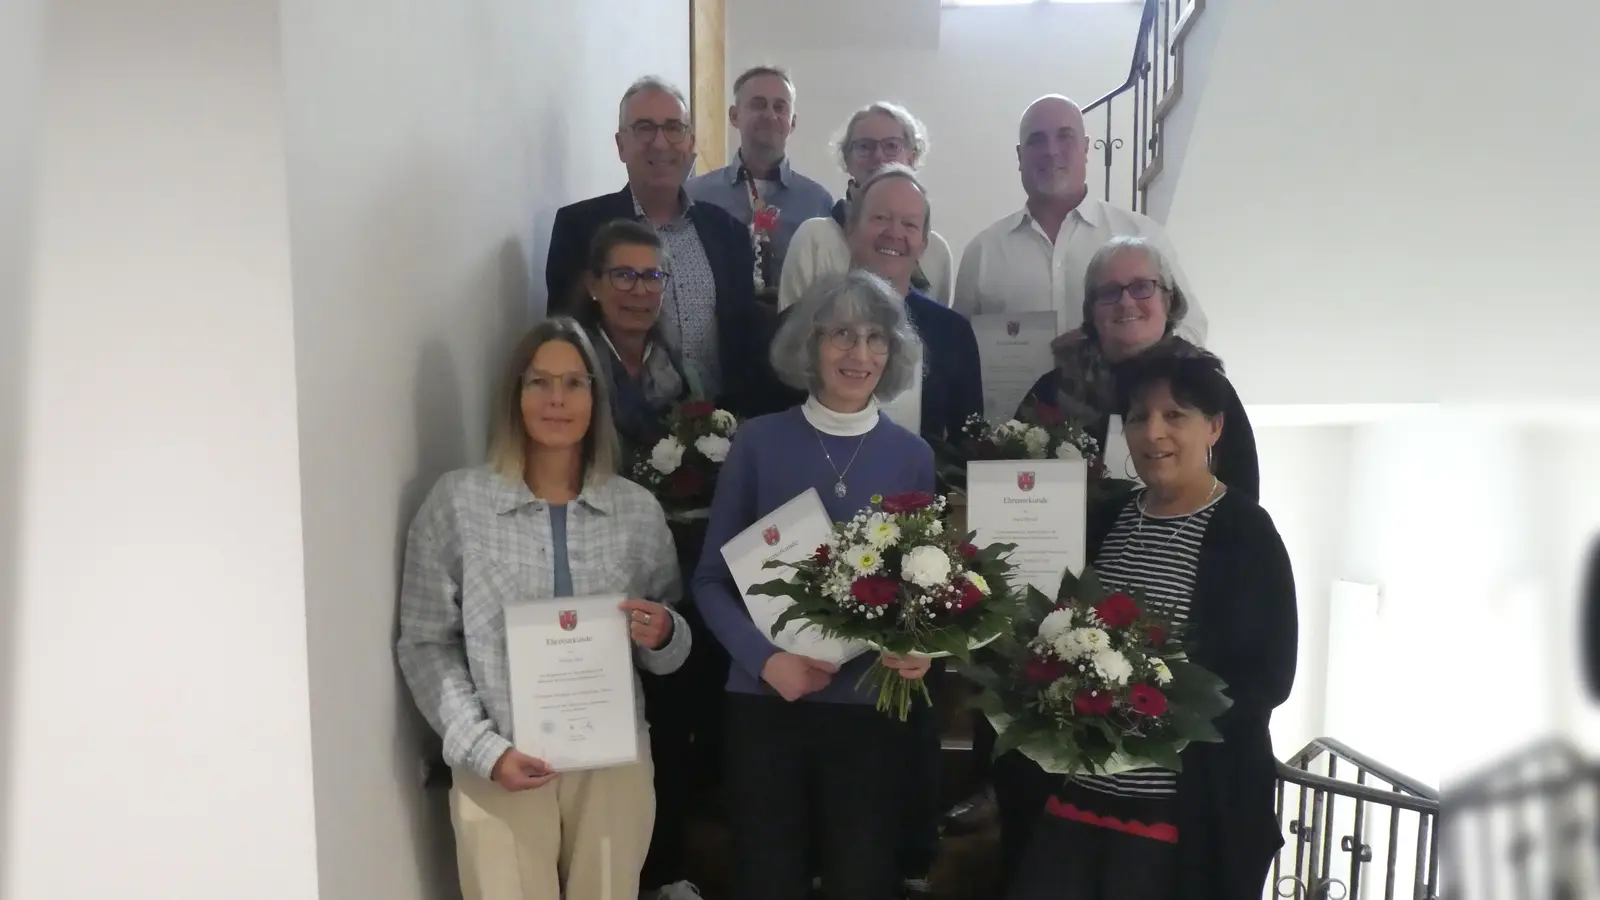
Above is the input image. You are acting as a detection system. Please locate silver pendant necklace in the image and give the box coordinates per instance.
[1132,477,1220,551]
[813,427,869,498]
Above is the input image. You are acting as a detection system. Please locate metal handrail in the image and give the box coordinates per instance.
[1083,0,1159,115]
[1290,737,1440,803]
[1275,761,1439,815]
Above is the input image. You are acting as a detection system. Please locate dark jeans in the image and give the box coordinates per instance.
[639,599,728,890]
[898,662,945,879]
[726,693,905,900]
[974,714,1061,893]
[1006,816,1179,900]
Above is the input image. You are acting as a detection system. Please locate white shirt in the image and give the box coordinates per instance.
[777,217,955,311]
[952,196,1206,345]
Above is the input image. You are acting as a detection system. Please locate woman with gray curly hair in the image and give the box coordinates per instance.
[777,101,957,310]
[692,269,938,900]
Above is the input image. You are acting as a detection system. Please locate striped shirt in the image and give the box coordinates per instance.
[1064,488,1220,817]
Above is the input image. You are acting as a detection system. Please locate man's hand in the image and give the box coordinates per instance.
[491,748,556,791]
[761,652,839,702]
[881,651,933,681]
[619,598,673,650]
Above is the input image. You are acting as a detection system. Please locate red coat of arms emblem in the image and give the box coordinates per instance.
[762,525,781,546]
[559,610,578,631]
[1017,471,1036,492]
[1006,321,1021,337]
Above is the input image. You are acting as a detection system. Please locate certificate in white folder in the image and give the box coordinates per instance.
[504,594,640,771]
[720,489,869,668]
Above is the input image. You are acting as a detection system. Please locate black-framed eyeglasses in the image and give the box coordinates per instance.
[628,119,691,144]
[604,266,670,293]
[1090,278,1164,306]
[819,326,891,355]
[522,371,594,395]
[847,137,907,158]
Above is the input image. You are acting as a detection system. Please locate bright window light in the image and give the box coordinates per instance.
[942,0,1138,6]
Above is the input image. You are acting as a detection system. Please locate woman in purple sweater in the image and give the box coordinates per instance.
[693,269,937,900]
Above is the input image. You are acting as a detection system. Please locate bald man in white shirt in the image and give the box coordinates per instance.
[953,95,1207,345]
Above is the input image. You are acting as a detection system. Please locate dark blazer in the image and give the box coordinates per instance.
[1086,489,1299,900]
[545,185,765,417]
[756,288,984,444]
[1021,360,1261,499]
[1585,537,1599,699]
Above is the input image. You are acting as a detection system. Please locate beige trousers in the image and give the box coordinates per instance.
[450,745,655,900]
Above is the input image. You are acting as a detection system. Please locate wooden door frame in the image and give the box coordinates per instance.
[690,0,726,175]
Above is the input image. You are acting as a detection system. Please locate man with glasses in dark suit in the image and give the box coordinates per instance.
[546,75,774,420]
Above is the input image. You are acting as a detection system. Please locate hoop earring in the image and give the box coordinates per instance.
[1124,457,1137,480]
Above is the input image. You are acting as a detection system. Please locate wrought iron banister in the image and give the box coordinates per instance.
[1080,0,1197,213]
[1275,737,1441,900]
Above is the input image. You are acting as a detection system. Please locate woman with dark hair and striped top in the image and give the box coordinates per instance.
[1006,351,1299,900]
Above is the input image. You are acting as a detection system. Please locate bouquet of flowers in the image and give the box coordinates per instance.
[935,401,1138,503]
[748,491,1018,720]
[630,400,738,522]
[961,566,1232,775]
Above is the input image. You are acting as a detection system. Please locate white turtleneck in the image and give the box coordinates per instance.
[802,394,881,437]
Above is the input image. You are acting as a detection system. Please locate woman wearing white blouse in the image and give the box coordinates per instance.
[777,101,955,310]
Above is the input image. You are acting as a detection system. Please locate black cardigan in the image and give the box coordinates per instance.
[1084,489,1299,899]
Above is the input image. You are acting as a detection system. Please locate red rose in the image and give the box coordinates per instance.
[957,542,979,560]
[752,206,780,233]
[1072,690,1116,716]
[679,400,715,420]
[812,544,831,566]
[1146,625,1168,648]
[1129,684,1168,716]
[665,466,708,501]
[1094,592,1140,629]
[1023,655,1067,685]
[849,576,900,608]
[879,491,936,514]
[950,578,984,613]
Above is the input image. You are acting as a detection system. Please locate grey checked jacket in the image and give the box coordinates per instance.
[396,465,689,779]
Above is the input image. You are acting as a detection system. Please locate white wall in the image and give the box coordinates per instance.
[4,3,320,899]
[725,0,1144,259]
[1155,0,1600,406]
[278,1,689,898]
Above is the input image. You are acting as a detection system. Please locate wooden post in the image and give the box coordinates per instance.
[689,0,727,175]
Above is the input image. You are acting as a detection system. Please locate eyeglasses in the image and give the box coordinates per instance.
[847,137,907,159]
[628,119,691,145]
[819,326,891,355]
[604,266,670,293]
[522,371,594,396]
[1090,278,1164,306]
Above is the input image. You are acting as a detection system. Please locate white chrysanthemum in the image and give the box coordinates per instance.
[864,513,901,548]
[1151,658,1173,685]
[965,572,991,595]
[996,419,1028,439]
[649,437,684,474]
[1038,608,1074,640]
[710,409,737,434]
[1055,440,1084,460]
[1092,649,1134,685]
[901,545,952,588]
[846,545,882,574]
[926,519,944,536]
[1053,626,1109,661]
[694,434,731,463]
[1024,427,1050,458]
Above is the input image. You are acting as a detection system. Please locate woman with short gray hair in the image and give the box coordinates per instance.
[778,101,956,310]
[692,270,937,900]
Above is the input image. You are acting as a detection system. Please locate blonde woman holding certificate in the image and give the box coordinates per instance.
[397,318,690,900]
